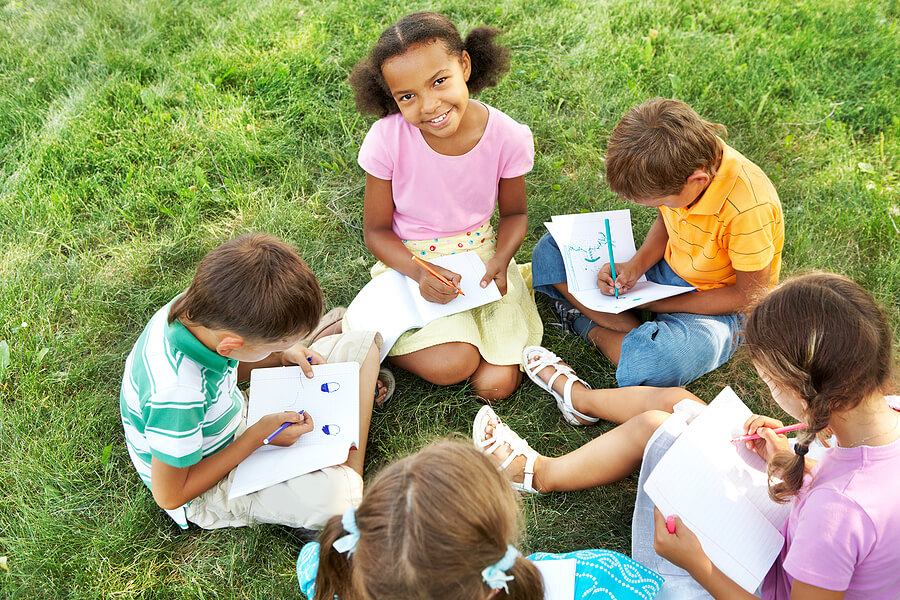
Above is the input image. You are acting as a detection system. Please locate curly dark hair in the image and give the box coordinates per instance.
[349,12,510,118]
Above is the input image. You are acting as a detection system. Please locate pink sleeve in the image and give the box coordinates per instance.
[357,119,394,180]
[783,488,876,591]
[499,120,534,180]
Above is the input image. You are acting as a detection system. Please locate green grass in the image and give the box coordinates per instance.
[1,0,898,597]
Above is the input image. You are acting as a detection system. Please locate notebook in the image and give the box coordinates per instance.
[642,386,792,593]
[544,209,692,313]
[346,251,502,361]
[228,362,360,499]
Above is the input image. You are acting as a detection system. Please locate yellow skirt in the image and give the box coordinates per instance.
[367,224,543,366]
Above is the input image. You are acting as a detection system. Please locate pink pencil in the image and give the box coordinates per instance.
[731,422,807,443]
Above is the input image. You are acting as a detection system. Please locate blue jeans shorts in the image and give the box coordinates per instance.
[531,232,743,387]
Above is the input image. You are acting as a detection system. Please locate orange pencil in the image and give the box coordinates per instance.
[411,255,465,296]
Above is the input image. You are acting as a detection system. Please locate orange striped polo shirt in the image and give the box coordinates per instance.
[660,143,784,291]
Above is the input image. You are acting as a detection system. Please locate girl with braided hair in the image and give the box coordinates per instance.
[653,272,900,599]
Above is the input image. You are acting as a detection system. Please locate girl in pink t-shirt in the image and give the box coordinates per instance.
[653,272,900,599]
[347,12,542,401]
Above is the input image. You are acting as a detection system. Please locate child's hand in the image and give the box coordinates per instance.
[252,411,315,447]
[417,263,462,304]
[597,260,642,296]
[742,414,790,462]
[281,344,327,378]
[480,257,508,295]
[652,508,710,575]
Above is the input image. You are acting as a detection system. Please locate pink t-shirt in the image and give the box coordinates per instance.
[762,398,900,599]
[357,101,534,240]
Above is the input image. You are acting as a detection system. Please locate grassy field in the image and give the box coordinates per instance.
[1,0,898,597]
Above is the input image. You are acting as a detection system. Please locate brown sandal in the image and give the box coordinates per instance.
[374,368,395,411]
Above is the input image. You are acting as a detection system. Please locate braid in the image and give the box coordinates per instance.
[767,392,830,502]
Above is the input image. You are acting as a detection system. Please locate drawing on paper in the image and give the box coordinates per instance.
[564,233,613,268]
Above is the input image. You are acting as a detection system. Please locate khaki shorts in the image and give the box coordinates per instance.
[185,328,380,530]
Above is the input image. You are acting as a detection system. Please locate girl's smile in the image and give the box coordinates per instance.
[426,109,451,126]
[381,41,487,154]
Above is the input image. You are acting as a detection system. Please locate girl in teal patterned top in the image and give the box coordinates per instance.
[297,440,662,599]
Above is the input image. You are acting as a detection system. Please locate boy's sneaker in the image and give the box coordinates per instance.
[551,298,584,335]
[551,298,599,343]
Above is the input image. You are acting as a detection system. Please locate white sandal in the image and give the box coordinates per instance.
[522,345,598,426]
[472,405,541,494]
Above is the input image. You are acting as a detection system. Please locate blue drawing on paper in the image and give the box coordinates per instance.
[564,234,618,291]
[322,424,341,436]
[566,232,613,265]
[321,382,340,393]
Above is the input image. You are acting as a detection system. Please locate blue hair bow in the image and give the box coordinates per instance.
[332,508,359,555]
[481,545,519,592]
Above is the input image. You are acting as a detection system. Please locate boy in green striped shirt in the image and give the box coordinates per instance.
[120,233,382,530]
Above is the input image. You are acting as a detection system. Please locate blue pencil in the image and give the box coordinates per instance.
[605,218,619,299]
[263,410,304,445]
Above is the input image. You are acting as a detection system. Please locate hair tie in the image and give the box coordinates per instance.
[332,508,360,555]
[794,444,810,457]
[481,545,519,592]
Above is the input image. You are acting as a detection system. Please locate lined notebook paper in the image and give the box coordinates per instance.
[643,387,791,593]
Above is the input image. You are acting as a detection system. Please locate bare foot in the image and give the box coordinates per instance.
[525,355,595,425]
[374,377,388,409]
[479,416,545,493]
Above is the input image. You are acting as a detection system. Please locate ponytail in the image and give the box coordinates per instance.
[503,556,544,600]
[766,411,829,502]
[463,27,510,94]
[313,515,355,600]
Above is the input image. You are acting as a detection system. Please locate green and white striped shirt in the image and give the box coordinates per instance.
[120,299,242,527]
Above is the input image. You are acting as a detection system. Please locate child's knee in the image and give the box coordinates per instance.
[658,387,692,412]
[634,409,670,439]
[532,231,561,261]
[472,365,522,402]
[425,346,481,385]
[358,339,379,366]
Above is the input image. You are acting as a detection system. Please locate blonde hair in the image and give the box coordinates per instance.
[314,440,544,599]
[605,97,726,201]
[744,272,893,502]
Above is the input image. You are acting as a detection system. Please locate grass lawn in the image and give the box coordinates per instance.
[1,0,897,597]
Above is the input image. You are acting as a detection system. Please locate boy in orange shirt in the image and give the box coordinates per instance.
[531,98,784,387]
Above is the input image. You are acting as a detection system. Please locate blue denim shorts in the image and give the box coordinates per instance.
[531,232,743,387]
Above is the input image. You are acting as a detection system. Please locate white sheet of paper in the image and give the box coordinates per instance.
[643,387,791,593]
[533,558,576,600]
[228,362,360,499]
[346,251,502,361]
[545,210,693,313]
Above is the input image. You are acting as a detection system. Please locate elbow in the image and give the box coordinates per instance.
[362,228,375,252]
[362,223,380,251]
[152,487,186,511]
